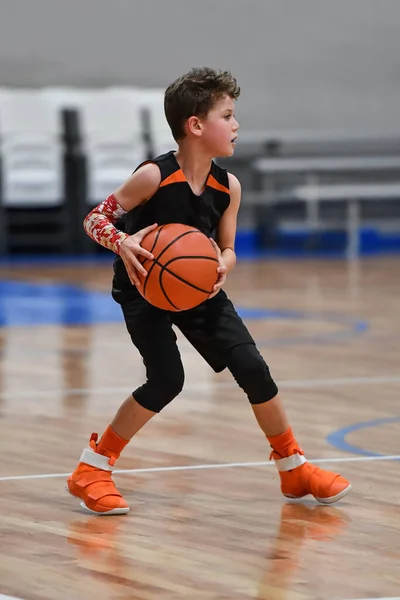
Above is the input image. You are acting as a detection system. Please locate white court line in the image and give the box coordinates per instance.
[1,586,396,600]
[2,374,400,400]
[0,453,399,483]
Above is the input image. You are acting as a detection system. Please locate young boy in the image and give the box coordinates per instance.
[68,68,351,515]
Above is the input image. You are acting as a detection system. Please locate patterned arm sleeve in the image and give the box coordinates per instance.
[83,194,130,255]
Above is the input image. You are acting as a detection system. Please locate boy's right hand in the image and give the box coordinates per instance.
[119,223,158,287]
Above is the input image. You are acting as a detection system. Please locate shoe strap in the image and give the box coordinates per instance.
[273,453,307,472]
[79,446,114,472]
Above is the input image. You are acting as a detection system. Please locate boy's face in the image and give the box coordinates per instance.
[200,95,239,157]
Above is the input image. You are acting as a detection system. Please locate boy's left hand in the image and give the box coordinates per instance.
[208,238,227,299]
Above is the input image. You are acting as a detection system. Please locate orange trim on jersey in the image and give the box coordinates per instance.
[159,169,186,187]
[207,174,230,195]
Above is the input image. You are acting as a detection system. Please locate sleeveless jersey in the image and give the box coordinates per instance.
[113,151,231,287]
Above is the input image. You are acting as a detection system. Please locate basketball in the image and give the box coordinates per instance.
[137,223,219,311]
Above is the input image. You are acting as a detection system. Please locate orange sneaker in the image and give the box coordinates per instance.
[67,434,129,516]
[270,445,351,504]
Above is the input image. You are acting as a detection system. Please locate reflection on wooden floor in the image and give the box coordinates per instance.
[1,256,400,600]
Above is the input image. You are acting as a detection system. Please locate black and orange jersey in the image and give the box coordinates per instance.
[118,151,231,238]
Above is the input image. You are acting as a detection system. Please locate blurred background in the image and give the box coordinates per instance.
[2,4,400,598]
[1,0,400,259]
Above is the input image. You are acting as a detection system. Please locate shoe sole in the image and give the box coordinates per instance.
[66,484,130,516]
[284,483,352,504]
[80,501,130,516]
[316,483,352,504]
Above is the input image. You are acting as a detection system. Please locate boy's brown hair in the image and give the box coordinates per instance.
[164,67,240,141]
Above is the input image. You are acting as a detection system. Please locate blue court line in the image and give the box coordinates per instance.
[327,416,400,457]
[0,279,368,347]
[248,309,367,346]
[0,254,115,266]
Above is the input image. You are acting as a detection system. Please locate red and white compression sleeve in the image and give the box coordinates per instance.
[83,194,130,255]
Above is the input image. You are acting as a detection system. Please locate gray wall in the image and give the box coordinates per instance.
[0,0,399,131]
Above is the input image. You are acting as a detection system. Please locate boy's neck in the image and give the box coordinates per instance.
[174,147,213,196]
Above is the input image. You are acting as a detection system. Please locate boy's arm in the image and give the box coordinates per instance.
[216,173,241,272]
[208,173,241,298]
[83,163,161,255]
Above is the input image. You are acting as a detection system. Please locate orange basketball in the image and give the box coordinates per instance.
[137,223,219,311]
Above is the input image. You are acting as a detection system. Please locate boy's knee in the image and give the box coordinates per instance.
[160,367,185,401]
[133,363,185,412]
[227,343,278,404]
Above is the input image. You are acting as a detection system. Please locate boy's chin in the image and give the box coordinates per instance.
[218,146,235,157]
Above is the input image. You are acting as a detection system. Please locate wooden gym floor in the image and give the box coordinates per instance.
[0,255,400,600]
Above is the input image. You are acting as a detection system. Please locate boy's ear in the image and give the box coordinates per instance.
[186,116,203,137]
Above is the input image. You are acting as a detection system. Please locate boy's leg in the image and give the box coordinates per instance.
[175,292,351,505]
[111,395,155,440]
[226,343,351,504]
[67,294,185,515]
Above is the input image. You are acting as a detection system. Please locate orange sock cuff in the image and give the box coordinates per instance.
[97,425,129,458]
[267,427,297,455]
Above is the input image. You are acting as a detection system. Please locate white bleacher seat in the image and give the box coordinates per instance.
[287,181,400,259]
[137,87,177,156]
[0,89,59,136]
[41,87,96,112]
[0,87,8,107]
[0,89,64,207]
[107,86,176,156]
[78,90,147,204]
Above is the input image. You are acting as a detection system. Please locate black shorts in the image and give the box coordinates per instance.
[112,282,255,373]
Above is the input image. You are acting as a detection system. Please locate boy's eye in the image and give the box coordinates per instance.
[224,114,231,120]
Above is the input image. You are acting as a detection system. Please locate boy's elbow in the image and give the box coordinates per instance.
[83,213,90,232]
[83,210,95,235]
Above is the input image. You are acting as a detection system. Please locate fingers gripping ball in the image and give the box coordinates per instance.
[137,223,219,311]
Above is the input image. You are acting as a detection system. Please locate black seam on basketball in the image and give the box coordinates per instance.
[158,270,181,310]
[139,224,166,268]
[142,224,167,295]
[143,229,200,297]
[160,256,218,295]
[153,229,199,262]
[150,225,166,254]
